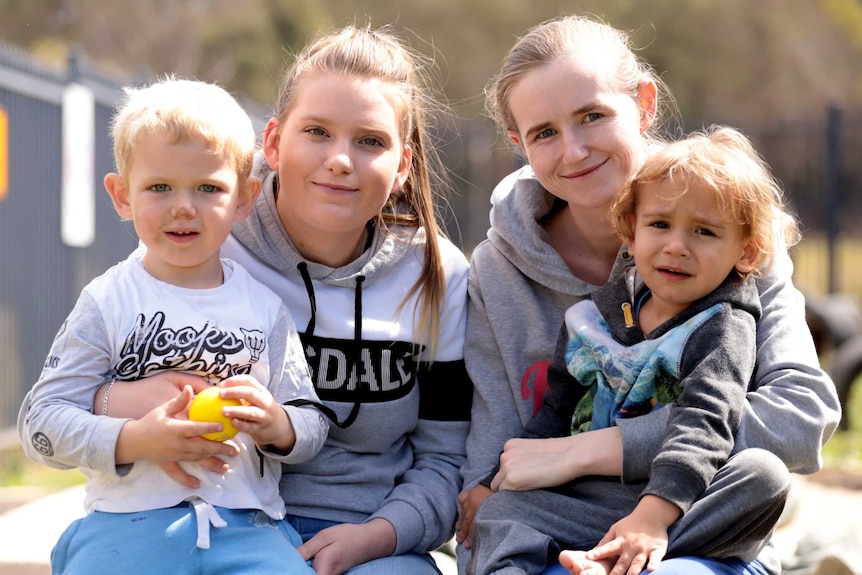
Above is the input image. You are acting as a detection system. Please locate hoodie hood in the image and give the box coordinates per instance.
[593,256,763,347]
[488,165,598,297]
[232,154,419,289]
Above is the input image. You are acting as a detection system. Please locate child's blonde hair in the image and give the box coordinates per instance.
[270,25,450,357]
[111,77,257,179]
[611,125,800,279]
[485,14,677,152]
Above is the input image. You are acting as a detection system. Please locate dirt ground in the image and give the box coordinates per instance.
[773,467,862,574]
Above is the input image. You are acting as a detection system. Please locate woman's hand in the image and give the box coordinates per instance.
[490,436,577,491]
[297,518,397,575]
[456,484,493,549]
[491,427,624,492]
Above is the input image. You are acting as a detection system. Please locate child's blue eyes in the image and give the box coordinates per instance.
[148,184,220,193]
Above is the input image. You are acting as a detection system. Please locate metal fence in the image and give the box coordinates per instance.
[746,106,862,296]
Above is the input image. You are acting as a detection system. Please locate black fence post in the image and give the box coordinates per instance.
[826,104,843,295]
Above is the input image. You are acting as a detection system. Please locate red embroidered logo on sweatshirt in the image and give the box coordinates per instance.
[522,361,551,415]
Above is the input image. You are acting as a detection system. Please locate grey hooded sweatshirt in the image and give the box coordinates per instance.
[224,164,472,555]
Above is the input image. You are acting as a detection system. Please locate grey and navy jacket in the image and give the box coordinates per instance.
[527,261,760,514]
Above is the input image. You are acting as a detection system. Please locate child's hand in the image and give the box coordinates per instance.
[218,375,295,451]
[586,518,666,575]
[116,386,240,468]
[586,495,678,575]
[456,484,494,549]
[157,457,231,489]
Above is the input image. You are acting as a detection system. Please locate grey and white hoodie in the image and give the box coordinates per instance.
[223,164,472,555]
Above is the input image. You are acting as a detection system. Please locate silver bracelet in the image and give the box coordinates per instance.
[102,379,117,416]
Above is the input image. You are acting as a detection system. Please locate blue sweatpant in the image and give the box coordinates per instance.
[52,503,313,575]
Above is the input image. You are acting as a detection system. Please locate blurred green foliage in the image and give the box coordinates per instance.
[0,446,85,489]
[822,379,862,466]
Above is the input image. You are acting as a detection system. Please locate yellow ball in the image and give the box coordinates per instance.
[189,386,242,441]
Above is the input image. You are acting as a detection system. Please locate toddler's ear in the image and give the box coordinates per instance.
[104,173,132,220]
[735,240,759,275]
[234,175,261,221]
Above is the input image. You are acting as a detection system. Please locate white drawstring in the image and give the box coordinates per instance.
[191,499,227,549]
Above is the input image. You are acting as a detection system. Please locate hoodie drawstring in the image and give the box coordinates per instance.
[297,262,317,336]
[353,276,364,340]
[336,276,365,428]
[292,262,364,428]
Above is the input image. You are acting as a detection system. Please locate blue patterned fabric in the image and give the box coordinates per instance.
[566,301,724,432]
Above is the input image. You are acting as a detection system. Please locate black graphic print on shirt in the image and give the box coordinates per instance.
[300,334,422,403]
[114,311,265,381]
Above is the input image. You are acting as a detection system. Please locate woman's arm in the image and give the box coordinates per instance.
[461,266,530,491]
[458,280,623,553]
[491,321,600,490]
[457,261,533,553]
[737,248,840,472]
[95,372,211,418]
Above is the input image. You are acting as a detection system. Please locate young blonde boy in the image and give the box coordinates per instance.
[18,78,327,574]
[471,126,799,575]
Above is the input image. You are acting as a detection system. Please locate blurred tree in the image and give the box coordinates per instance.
[0,0,326,105]
[2,0,860,125]
[822,0,862,48]
[622,0,862,128]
